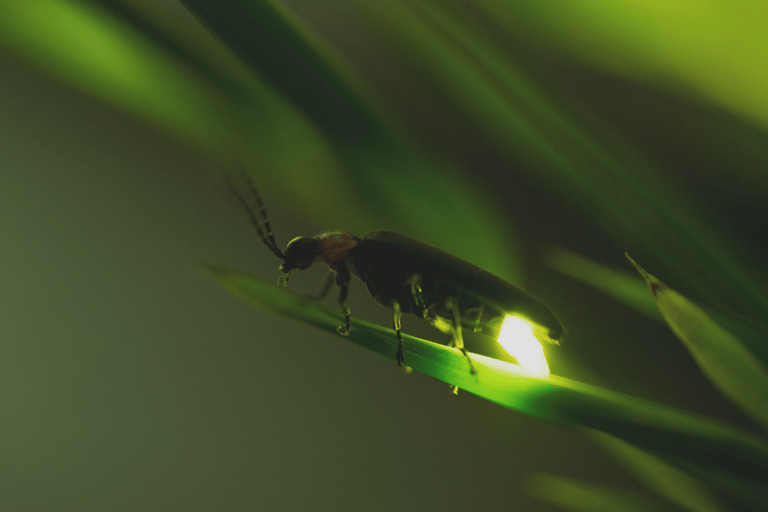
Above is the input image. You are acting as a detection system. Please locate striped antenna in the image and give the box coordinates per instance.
[227,174,284,260]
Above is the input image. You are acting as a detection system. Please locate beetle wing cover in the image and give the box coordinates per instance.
[358,231,565,341]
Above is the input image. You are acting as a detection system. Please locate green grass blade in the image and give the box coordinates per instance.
[527,474,686,512]
[355,1,768,321]
[591,432,727,512]
[180,0,391,151]
[1,0,517,269]
[627,255,768,431]
[548,249,768,363]
[0,0,224,142]
[205,264,768,497]
[94,0,251,93]
[0,0,339,190]
[547,249,661,321]
[179,0,521,280]
[476,1,768,133]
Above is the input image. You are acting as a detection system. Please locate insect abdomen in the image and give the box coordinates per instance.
[353,231,565,342]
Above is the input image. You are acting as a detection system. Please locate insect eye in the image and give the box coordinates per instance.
[284,236,318,269]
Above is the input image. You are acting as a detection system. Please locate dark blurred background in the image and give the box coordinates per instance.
[2,1,767,510]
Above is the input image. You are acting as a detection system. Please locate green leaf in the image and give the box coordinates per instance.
[0,0,340,196]
[548,249,662,321]
[627,254,768,431]
[591,432,727,512]
[0,0,225,141]
[475,1,768,132]
[353,0,768,321]
[205,264,768,500]
[527,474,684,512]
[0,0,521,278]
[179,0,521,280]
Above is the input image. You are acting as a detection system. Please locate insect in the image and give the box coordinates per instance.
[230,179,565,373]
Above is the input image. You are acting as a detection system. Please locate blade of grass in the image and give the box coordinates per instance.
[547,249,661,321]
[97,0,258,98]
[549,249,768,364]
[0,0,225,144]
[627,255,768,432]
[180,0,521,280]
[527,474,684,512]
[590,431,727,512]
[355,0,768,322]
[476,1,768,133]
[0,0,345,209]
[205,264,768,498]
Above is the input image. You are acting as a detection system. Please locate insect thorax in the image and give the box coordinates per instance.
[314,231,360,271]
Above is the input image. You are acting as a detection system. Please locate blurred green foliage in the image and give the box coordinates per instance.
[3,0,767,510]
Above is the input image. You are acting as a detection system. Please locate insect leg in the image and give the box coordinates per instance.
[472,304,485,333]
[277,268,298,287]
[447,299,477,376]
[407,274,427,319]
[309,269,336,301]
[392,300,405,366]
[336,265,352,336]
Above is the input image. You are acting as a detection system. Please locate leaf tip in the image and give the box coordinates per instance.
[625,253,663,296]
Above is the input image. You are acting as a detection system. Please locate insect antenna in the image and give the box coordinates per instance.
[243,177,282,256]
[227,175,285,260]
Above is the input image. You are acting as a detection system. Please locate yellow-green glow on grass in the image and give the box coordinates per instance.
[497,315,550,377]
[0,0,228,145]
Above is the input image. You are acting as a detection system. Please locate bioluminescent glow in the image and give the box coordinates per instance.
[497,315,550,376]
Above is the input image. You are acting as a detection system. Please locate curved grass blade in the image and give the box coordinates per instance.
[548,249,662,321]
[590,431,727,512]
[0,0,340,194]
[626,254,768,431]
[205,264,768,498]
[475,1,768,132]
[527,474,684,512]
[0,0,225,142]
[180,0,521,280]
[355,1,768,321]
[549,250,768,363]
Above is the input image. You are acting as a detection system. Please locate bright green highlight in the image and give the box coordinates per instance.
[4,0,767,507]
[0,0,347,217]
[478,0,768,130]
[355,0,768,318]
[205,264,768,497]
[497,315,549,377]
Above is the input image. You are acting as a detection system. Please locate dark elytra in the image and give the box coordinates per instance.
[229,177,565,371]
[353,231,565,342]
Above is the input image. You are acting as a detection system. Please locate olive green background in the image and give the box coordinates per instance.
[2,1,767,511]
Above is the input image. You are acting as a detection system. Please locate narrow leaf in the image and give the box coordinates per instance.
[0,0,337,186]
[205,264,768,497]
[548,249,661,320]
[180,0,522,280]
[591,432,727,512]
[527,474,684,512]
[356,0,768,320]
[627,254,768,431]
[0,0,226,143]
